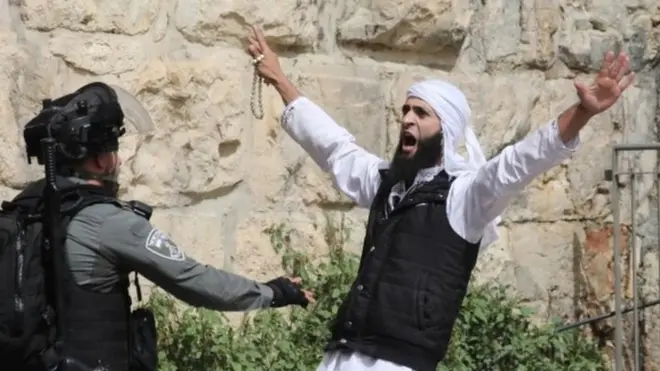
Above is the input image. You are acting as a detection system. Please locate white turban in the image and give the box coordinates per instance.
[406,79,500,249]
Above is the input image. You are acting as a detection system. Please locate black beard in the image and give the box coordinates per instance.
[387,131,444,187]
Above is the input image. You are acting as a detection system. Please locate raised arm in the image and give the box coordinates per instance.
[280,95,387,207]
[452,51,635,244]
[451,113,580,243]
[247,26,386,208]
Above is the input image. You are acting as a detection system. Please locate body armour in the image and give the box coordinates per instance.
[12,178,135,371]
[326,170,481,371]
[61,270,132,371]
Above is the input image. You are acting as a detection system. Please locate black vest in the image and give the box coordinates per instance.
[13,178,133,371]
[60,272,132,371]
[326,170,481,371]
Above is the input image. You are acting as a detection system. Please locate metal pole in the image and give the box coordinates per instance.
[555,298,660,332]
[613,143,660,151]
[630,173,639,371]
[611,147,624,371]
[605,144,660,371]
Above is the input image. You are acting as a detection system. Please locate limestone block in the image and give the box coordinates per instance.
[479,0,524,63]
[337,0,473,54]
[508,221,585,298]
[173,0,320,47]
[48,31,151,75]
[556,0,658,72]
[0,32,32,189]
[579,225,632,306]
[20,0,161,35]
[0,1,12,32]
[519,0,561,68]
[473,225,516,284]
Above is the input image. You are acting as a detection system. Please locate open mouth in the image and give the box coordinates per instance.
[401,131,417,152]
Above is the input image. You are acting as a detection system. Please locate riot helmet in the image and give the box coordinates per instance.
[22,82,153,192]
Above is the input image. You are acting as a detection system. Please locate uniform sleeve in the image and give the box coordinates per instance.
[98,209,274,312]
[448,119,580,243]
[281,96,388,208]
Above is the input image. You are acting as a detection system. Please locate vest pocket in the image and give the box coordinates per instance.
[417,272,462,332]
[366,271,428,346]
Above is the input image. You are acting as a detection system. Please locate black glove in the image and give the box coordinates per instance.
[264,276,309,308]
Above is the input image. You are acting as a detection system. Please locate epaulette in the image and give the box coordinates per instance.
[118,200,153,221]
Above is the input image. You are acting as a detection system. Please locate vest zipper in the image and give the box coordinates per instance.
[386,182,423,218]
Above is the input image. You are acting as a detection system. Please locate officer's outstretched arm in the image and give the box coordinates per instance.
[98,209,311,311]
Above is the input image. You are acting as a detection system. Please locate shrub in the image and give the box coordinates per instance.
[146,215,608,371]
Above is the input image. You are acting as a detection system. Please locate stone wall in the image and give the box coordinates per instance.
[1,0,659,369]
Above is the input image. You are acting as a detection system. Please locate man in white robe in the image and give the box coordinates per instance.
[246,25,635,371]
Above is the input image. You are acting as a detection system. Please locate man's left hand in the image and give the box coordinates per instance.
[574,51,635,115]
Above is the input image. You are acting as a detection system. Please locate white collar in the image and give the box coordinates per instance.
[390,165,444,196]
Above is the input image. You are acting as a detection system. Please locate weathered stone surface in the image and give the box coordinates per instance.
[0,0,658,368]
[519,0,562,69]
[173,0,320,48]
[49,31,151,75]
[20,0,161,35]
[557,0,660,72]
[0,31,35,188]
[337,0,473,57]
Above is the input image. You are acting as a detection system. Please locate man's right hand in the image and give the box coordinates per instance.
[247,25,284,85]
[246,25,300,104]
[264,276,315,308]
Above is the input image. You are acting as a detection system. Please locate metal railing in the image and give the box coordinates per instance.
[548,144,660,370]
[607,144,659,371]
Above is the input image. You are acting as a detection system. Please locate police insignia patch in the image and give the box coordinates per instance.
[144,229,185,261]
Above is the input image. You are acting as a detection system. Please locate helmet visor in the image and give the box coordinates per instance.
[109,84,154,134]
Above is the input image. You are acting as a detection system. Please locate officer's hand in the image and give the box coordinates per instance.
[265,276,316,308]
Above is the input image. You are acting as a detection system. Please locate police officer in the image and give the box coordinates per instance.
[15,82,315,371]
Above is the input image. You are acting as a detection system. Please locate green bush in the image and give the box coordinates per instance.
[146,215,608,371]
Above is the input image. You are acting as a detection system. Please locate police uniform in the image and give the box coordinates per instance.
[1,82,309,371]
[17,175,277,371]
[65,180,273,310]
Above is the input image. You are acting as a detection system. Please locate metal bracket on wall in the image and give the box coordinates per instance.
[607,143,660,371]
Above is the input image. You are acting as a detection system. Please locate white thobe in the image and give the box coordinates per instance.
[280,96,580,371]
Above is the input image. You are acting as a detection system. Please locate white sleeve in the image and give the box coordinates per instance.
[448,119,580,243]
[281,97,388,208]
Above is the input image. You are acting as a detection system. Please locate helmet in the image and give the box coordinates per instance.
[22,82,153,169]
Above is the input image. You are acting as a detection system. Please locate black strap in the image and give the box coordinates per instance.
[35,185,121,370]
[134,273,142,303]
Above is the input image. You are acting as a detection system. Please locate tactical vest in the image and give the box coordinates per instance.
[325,170,481,371]
[9,178,136,371]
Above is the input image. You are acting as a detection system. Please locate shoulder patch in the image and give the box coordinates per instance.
[144,228,185,261]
